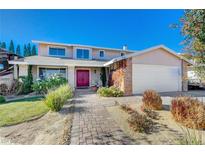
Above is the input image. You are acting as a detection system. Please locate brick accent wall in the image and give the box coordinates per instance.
[182,60,188,91]
[109,58,133,95]
[123,58,132,95]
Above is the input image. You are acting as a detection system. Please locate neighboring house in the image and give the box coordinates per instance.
[9,40,192,95]
[0,48,22,88]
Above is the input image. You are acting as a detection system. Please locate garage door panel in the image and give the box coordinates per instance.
[132,64,181,94]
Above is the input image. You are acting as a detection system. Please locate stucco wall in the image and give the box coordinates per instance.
[132,48,181,67]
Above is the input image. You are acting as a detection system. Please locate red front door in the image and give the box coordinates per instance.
[77,70,89,87]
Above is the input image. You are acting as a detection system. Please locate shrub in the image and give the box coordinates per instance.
[44,84,73,112]
[171,97,205,129]
[0,95,6,104]
[120,104,135,114]
[142,108,159,120]
[18,76,33,94]
[142,90,162,110]
[0,84,9,96]
[128,111,154,133]
[97,86,124,97]
[10,79,22,95]
[32,75,67,94]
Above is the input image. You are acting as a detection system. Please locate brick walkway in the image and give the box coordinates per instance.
[70,89,135,145]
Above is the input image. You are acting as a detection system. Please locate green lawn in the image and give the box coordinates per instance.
[0,97,49,127]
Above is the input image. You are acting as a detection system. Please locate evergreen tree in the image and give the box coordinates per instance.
[31,45,37,56]
[16,45,21,56]
[27,43,31,56]
[9,40,15,53]
[23,44,28,57]
[0,42,6,49]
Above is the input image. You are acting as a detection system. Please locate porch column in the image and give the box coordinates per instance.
[13,64,18,79]
[18,64,28,77]
[67,66,75,89]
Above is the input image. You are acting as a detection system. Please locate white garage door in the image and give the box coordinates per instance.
[132,64,181,94]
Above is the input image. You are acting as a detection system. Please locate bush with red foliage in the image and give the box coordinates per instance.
[142,90,162,110]
[171,97,205,129]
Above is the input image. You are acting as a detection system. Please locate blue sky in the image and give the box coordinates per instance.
[0,9,185,54]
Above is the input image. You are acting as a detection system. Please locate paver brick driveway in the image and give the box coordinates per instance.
[70,89,135,145]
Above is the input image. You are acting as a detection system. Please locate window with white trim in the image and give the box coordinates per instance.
[76,48,90,59]
[99,50,105,58]
[49,47,65,57]
[39,67,66,79]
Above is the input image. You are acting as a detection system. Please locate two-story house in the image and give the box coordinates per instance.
[9,40,133,90]
[9,40,192,95]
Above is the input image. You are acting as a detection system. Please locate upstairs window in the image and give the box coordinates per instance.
[76,49,90,59]
[99,50,105,58]
[121,52,125,56]
[49,47,65,57]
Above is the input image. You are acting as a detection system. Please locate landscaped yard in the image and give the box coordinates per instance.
[0,96,74,145]
[0,76,74,145]
[0,97,49,127]
[107,101,205,144]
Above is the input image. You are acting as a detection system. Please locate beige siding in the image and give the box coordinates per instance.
[132,48,181,67]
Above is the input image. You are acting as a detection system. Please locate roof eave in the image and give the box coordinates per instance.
[32,40,135,53]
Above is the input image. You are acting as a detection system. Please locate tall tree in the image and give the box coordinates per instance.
[27,43,31,56]
[9,40,15,53]
[0,42,6,49]
[31,45,37,56]
[16,45,21,56]
[180,10,205,80]
[23,44,28,57]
